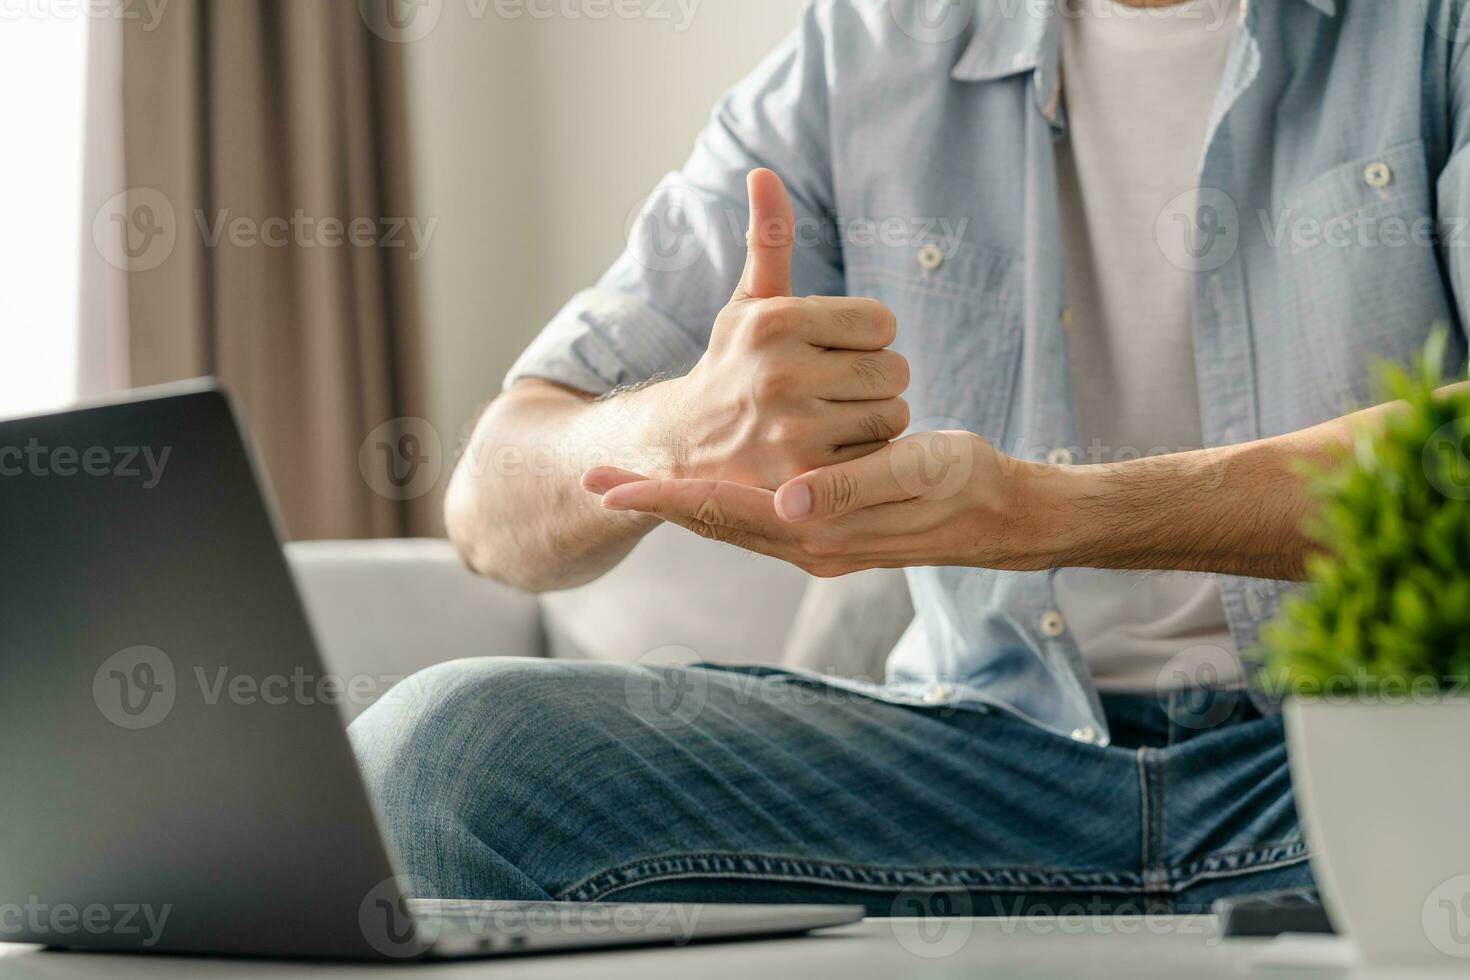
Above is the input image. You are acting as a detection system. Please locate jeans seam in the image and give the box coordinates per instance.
[1136,748,1150,881]
[555,852,1146,904]
[1165,838,1312,893]
[1138,748,1170,906]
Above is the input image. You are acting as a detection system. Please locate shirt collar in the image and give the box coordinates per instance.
[951,0,1338,82]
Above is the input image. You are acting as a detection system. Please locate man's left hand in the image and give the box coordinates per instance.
[583,431,1056,577]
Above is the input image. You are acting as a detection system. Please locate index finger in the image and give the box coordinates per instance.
[776,435,960,522]
[601,478,779,531]
[798,296,898,351]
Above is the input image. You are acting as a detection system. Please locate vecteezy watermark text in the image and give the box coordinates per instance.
[0,440,170,488]
[0,898,171,948]
[93,188,438,273]
[93,646,438,730]
[0,0,169,29]
[359,0,700,44]
[194,210,436,260]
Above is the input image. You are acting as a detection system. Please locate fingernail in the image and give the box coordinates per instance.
[601,497,630,512]
[776,483,812,521]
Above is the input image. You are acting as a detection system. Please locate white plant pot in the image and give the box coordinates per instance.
[1285,699,1470,970]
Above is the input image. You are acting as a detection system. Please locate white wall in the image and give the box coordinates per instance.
[403,0,806,447]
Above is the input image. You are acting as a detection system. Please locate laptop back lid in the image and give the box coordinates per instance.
[0,382,423,959]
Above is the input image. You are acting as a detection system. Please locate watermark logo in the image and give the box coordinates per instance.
[94,649,426,727]
[1156,187,1239,273]
[93,188,177,273]
[360,876,442,958]
[624,647,708,731]
[889,418,977,501]
[889,886,975,958]
[359,417,443,501]
[1154,645,1240,731]
[1425,419,1470,501]
[93,646,176,730]
[625,186,712,273]
[1423,874,1470,958]
[892,0,975,44]
[360,0,443,42]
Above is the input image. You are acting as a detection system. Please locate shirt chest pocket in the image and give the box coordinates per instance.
[843,239,1025,443]
[1278,140,1453,409]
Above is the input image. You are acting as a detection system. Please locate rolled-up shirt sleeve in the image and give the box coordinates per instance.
[504,1,845,395]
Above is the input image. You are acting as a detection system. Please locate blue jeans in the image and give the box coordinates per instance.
[348,658,1312,915]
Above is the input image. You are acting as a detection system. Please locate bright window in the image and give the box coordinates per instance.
[0,13,89,419]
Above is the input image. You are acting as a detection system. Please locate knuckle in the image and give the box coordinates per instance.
[821,469,859,515]
[693,495,727,527]
[765,417,809,449]
[861,411,895,443]
[753,365,795,403]
[745,298,802,345]
[828,304,865,333]
[849,354,888,393]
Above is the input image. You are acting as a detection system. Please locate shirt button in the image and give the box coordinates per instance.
[1040,610,1066,638]
[916,244,945,272]
[1364,162,1393,190]
[1071,725,1100,745]
[1046,447,1074,466]
[923,684,952,704]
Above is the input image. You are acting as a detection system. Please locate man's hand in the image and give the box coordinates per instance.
[588,380,1470,583]
[583,431,1056,577]
[655,169,910,489]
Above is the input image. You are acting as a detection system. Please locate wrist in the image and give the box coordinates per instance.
[1023,461,1101,570]
[1002,452,1092,571]
[618,376,691,479]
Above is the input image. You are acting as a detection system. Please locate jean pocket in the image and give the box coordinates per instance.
[845,238,1024,444]
[1275,139,1454,414]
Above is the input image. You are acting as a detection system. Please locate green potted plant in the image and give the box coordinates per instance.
[1262,330,1470,969]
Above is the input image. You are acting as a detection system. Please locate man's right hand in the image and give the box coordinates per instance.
[655,169,910,489]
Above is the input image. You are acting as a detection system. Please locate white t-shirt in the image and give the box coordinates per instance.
[1052,0,1245,693]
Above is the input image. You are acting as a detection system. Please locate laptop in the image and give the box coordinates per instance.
[0,380,863,960]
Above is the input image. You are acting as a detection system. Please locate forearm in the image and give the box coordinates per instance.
[443,380,675,592]
[1040,383,1470,580]
[1039,437,1320,580]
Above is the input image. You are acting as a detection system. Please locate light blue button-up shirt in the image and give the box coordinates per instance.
[507,0,1470,742]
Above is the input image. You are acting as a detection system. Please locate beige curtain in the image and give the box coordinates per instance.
[117,0,436,539]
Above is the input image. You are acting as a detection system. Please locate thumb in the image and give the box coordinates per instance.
[734,168,795,300]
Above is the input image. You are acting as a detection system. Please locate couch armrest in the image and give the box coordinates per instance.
[286,539,544,722]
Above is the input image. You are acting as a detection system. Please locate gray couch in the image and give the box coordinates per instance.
[286,525,912,723]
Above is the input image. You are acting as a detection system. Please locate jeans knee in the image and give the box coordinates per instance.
[348,658,626,899]
[348,657,576,898]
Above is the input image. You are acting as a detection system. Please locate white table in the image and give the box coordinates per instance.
[0,917,1371,979]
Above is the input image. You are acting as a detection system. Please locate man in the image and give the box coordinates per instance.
[350,0,1469,914]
